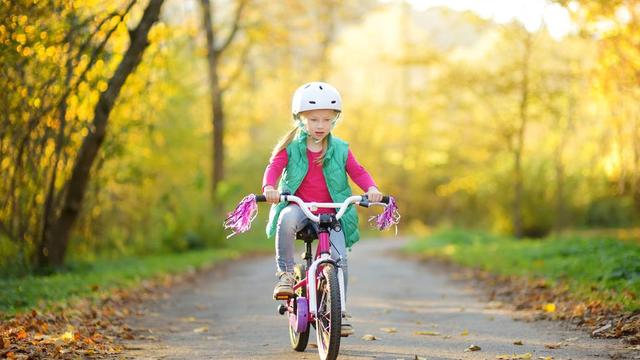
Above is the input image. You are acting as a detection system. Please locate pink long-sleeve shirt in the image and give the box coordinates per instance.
[262,147,377,214]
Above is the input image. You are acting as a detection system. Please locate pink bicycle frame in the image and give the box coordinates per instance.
[291,229,334,323]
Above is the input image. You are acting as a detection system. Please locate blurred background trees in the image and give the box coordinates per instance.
[1,0,638,274]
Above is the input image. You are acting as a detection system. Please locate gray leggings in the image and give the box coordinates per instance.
[275,204,348,294]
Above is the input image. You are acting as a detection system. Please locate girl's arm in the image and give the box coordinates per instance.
[345,149,378,193]
[262,149,288,192]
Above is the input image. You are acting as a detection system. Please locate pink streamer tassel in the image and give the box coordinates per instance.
[223,194,258,238]
[368,196,401,234]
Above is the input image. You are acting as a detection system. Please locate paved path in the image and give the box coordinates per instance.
[123,239,626,359]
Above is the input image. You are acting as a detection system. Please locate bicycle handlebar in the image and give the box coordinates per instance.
[254,194,391,223]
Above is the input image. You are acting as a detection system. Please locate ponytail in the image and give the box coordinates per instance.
[270,127,329,166]
[270,127,299,161]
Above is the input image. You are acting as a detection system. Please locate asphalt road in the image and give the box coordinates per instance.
[122,238,627,359]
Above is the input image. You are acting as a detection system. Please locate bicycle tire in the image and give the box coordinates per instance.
[289,263,310,351]
[315,264,341,360]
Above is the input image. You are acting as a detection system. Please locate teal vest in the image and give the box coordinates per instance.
[266,132,360,248]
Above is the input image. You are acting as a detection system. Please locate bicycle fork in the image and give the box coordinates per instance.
[307,254,347,317]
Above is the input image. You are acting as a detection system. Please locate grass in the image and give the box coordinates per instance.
[0,227,273,317]
[0,248,241,317]
[404,229,640,311]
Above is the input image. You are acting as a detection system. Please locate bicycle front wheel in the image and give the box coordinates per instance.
[315,264,341,360]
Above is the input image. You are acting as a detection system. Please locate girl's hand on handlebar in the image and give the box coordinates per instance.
[263,186,280,204]
[366,186,383,203]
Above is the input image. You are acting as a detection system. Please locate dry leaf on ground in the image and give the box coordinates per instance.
[193,326,209,333]
[496,353,532,360]
[415,331,440,336]
[465,344,481,352]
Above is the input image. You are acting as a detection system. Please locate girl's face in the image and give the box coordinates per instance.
[300,109,338,142]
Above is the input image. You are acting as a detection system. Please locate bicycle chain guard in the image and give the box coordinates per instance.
[289,297,309,333]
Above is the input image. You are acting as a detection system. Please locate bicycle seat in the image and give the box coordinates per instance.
[295,223,317,242]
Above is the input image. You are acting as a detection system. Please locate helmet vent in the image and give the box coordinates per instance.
[331,100,336,104]
[319,85,323,90]
[309,101,316,104]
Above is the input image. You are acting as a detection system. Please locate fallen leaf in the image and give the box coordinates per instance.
[193,326,209,333]
[543,303,556,313]
[180,316,198,322]
[415,331,440,336]
[16,329,27,340]
[60,331,74,343]
[460,329,469,336]
[496,353,532,360]
[592,323,612,336]
[538,356,553,360]
[571,303,586,317]
[362,334,377,341]
[513,340,524,345]
[544,342,562,349]
[2,337,10,349]
[380,327,397,333]
[465,344,481,352]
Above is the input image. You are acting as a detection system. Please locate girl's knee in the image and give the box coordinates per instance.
[277,208,298,229]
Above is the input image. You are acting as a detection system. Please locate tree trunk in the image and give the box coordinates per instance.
[553,94,575,234]
[36,0,165,269]
[200,0,225,202]
[317,0,336,80]
[631,97,640,211]
[513,32,532,239]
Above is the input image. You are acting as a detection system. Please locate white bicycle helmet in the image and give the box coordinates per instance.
[291,81,342,118]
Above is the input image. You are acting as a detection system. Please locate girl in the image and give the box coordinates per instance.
[262,81,383,337]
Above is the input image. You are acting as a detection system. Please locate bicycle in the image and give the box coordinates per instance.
[224,192,399,360]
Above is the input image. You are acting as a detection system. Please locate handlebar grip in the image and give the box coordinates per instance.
[359,194,392,206]
[255,194,267,202]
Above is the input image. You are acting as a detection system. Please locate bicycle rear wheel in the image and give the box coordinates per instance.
[315,264,341,360]
[289,264,310,351]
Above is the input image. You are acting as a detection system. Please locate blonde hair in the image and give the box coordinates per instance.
[271,127,328,165]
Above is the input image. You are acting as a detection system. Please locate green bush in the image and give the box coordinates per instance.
[586,196,636,228]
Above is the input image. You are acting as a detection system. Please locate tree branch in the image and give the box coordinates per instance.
[220,42,251,93]
[215,0,247,56]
